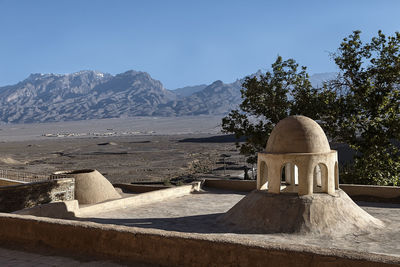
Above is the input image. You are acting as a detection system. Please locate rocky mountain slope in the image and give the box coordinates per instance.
[0,70,336,123]
[174,80,243,115]
[0,70,176,123]
[171,84,208,97]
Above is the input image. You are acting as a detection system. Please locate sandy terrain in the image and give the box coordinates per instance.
[0,116,246,184]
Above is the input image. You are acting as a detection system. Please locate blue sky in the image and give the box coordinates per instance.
[0,0,399,89]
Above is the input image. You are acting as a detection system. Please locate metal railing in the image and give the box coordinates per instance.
[0,169,68,183]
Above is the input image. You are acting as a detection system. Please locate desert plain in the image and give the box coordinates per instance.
[0,116,245,184]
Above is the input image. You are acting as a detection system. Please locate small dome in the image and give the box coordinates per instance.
[266,115,330,153]
[53,169,121,204]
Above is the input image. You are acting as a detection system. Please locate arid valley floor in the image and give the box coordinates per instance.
[0,116,245,184]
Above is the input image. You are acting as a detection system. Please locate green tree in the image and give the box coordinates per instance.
[222,30,400,185]
[323,30,400,185]
[221,56,318,164]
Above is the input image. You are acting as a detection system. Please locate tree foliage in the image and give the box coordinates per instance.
[222,56,319,164]
[325,30,400,185]
[222,30,400,185]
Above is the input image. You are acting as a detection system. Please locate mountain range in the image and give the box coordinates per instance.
[0,70,336,123]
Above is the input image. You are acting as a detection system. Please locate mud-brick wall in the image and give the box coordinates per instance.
[0,178,75,212]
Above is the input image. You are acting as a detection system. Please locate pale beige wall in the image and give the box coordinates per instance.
[0,178,25,186]
[0,213,397,266]
[14,183,201,219]
[340,184,400,199]
[257,151,337,195]
[77,183,200,216]
[203,179,256,192]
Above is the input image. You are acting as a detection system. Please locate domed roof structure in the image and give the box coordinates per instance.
[53,169,121,204]
[220,115,384,237]
[266,115,330,153]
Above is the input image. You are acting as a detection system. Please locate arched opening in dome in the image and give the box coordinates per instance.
[259,161,268,190]
[335,161,339,189]
[313,163,328,193]
[314,165,322,187]
[280,162,298,192]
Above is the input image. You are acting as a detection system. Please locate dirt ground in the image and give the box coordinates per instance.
[0,133,248,184]
[0,116,252,184]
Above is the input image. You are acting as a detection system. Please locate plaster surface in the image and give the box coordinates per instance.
[2,211,395,267]
[219,189,384,236]
[0,246,130,266]
[77,188,400,258]
[258,115,338,195]
[266,115,330,153]
[54,169,121,205]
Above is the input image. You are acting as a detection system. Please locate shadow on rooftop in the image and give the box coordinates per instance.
[78,213,229,234]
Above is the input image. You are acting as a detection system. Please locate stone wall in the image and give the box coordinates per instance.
[0,213,397,266]
[340,184,400,203]
[0,178,74,212]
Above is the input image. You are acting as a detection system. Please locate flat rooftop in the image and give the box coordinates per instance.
[77,188,400,258]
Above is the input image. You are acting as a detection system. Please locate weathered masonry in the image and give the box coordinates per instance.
[257,115,339,195]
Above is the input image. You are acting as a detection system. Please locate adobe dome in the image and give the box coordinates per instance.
[266,115,330,153]
[53,169,121,204]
